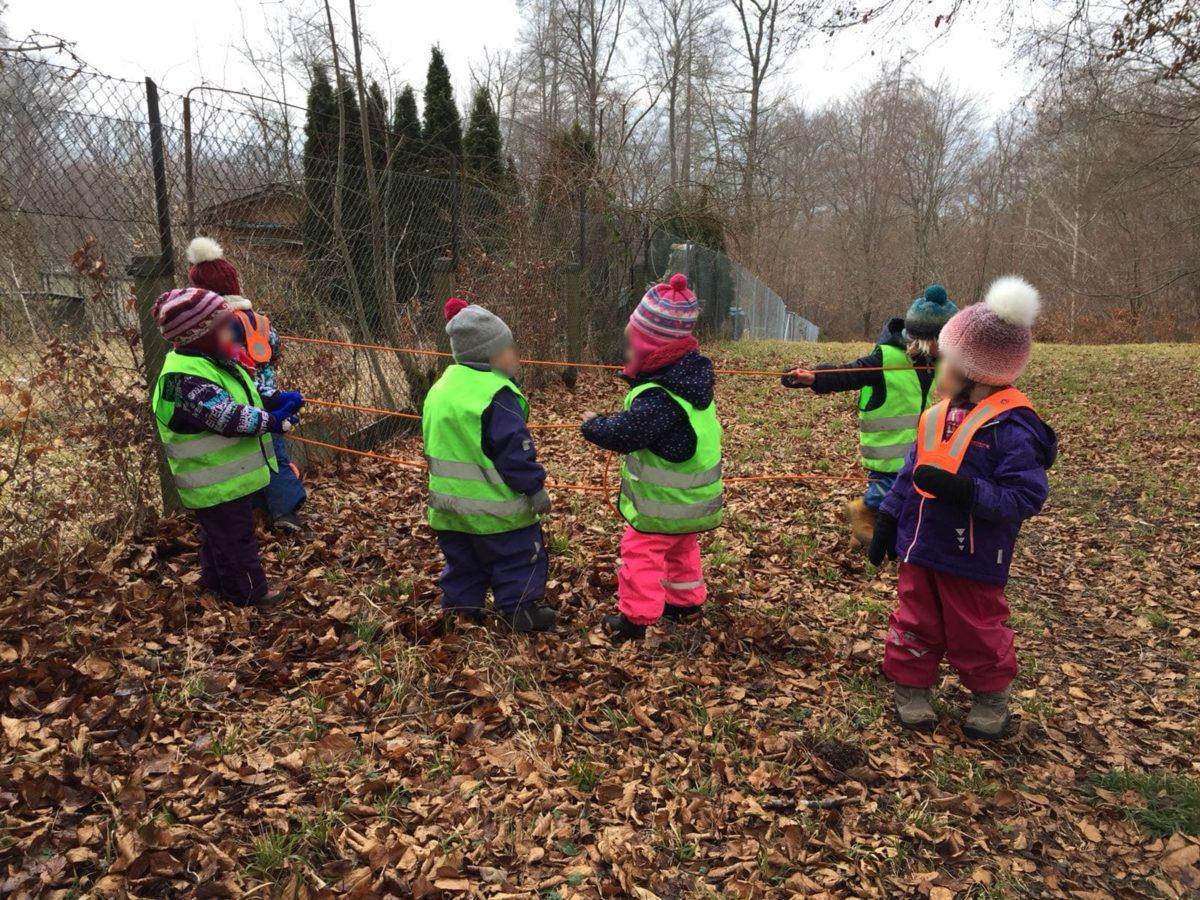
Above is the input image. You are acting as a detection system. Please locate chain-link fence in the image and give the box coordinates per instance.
[0,50,817,561]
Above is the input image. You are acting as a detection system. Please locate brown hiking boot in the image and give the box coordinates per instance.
[846,498,877,548]
[963,688,1011,740]
[894,684,938,731]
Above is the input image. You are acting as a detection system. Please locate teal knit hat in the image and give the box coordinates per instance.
[904,284,958,340]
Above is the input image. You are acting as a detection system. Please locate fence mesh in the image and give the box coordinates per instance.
[0,50,817,561]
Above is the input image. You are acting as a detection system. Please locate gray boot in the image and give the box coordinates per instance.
[963,688,1011,740]
[893,685,938,731]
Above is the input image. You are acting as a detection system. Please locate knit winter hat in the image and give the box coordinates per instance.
[629,274,700,348]
[938,277,1041,386]
[187,237,250,310]
[444,297,514,365]
[904,284,958,340]
[152,287,233,346]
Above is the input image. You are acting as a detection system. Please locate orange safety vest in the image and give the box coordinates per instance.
[914,387,1035,498]
[234,310,272,364]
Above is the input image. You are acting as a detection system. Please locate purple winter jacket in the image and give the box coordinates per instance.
[880,406,1057,587]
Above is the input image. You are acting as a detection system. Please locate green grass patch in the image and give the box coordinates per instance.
[1086,770,1200,837]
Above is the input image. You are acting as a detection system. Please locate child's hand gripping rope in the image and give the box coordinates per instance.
[781,368,816,388]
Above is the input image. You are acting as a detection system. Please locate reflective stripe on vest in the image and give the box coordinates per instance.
[422,364,539,535]
[618,382,723,535]
[235,310,272,364]
[913,387,1035,498]
[151,351,276,509]
[858,344,928,474]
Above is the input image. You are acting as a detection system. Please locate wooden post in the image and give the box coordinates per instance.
[128,254,182,514]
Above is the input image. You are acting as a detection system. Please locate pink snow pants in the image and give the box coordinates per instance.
[618,526,706,625]
[882,562,1018,693]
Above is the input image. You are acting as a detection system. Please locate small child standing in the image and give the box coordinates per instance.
[782,285,957,546]
[423,298,556,633]
[581,274,723,643]
[150,288,304,607]
[186,236,308,533]
[869,277,1057,739]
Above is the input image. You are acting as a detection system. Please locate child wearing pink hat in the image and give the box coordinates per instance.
[869,277,1057,739]
[580,274,724,643]
[149,287,304,607]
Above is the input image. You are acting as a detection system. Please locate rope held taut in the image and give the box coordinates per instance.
[283,333,934,377]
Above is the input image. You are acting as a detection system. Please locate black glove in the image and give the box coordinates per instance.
[913,465,976,509]
[780,369,815,388]
[868,512,898,567]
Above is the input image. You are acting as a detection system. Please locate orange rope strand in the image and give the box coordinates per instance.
[282,332,933,376]
[303,396,578,430]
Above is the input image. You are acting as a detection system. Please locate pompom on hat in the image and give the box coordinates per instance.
[904,284,958,339]
[629,273,700,349]
[152,287,233,347]
[443,297,514,366]
[938,276,1041,386]
[187,236,250,310]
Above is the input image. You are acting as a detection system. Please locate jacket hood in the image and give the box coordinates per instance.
[633,351,714,409]
[879,317,907,348]
[994,406,1058,470]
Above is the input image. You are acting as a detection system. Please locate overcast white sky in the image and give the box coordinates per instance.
[6,0,1033,114]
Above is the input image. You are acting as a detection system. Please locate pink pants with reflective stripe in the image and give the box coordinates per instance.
[618,526,706,625]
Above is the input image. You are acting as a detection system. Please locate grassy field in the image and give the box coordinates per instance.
[2,341,1199,897]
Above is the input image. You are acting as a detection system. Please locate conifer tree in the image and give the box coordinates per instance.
[463,86,505,185]
[392,85,423,171]
[390,85,424,302]
[302,65,341,311]
[421,46,462,173]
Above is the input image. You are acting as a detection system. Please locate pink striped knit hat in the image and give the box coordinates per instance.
[152,287,233,346]
[629,273,700,348]
[939,277,1041,386]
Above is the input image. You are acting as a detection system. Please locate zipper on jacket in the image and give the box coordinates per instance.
[969,513,975,555]
[903,497,925,562]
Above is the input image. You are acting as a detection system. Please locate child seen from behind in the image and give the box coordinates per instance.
[423,298,555,633]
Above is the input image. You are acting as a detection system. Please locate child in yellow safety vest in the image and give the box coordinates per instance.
[868,277,1057,740]
[150,288,305,607]
[782,285,957,547]
[423,298,556,633]
[187,237,308,534]
[581,275,723,644]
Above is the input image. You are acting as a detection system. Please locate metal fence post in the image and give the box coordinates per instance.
[561,265,583,386]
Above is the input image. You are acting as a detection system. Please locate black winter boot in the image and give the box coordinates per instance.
[662,603,703,622]
[500,604,558,633]
[603,613,646,644]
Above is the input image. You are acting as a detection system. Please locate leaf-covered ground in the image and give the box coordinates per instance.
[2,341,1199,898]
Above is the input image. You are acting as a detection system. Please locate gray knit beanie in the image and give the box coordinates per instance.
[443,297,513,365]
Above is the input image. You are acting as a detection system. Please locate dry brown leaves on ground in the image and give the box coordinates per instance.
[2,342,1199,898]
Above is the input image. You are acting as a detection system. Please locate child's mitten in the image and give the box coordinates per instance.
[868,512,898,566]
[781,368,815,388]
[913,465,976,509]
[530,488,551,515]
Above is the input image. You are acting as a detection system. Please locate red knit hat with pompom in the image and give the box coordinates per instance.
[187,237,248,309]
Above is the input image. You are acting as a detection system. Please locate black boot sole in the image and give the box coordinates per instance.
[962,714,1010,740]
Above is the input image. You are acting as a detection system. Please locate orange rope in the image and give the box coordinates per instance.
[282,333,933,377]
[289,434,425,470]
[306,397,421,420]
[304,396,578,430]
[289,433,605,492]
[726,473,863,483]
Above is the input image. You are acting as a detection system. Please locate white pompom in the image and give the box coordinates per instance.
[985,276,1040,327]
[186,236,225,265]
